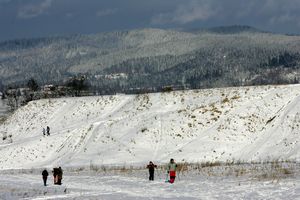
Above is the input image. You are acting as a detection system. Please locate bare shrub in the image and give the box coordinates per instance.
[201,161,222,168]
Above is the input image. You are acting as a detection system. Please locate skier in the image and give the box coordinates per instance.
[46,126,50,136]
[42,128,46,136]
[147,161,157,181]
[42,169,49,186]
[167,158,177,183]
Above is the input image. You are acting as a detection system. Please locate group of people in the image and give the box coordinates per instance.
[42,167,63,186]
[41,159,177,186]
[42,126,50,136]
[147,158,178,183]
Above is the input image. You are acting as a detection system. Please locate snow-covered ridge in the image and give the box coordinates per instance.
[0,85,300,170]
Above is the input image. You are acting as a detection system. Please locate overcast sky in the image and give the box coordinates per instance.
[0,0,300,41]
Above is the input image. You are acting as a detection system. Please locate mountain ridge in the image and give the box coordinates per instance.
[0,26,300,93]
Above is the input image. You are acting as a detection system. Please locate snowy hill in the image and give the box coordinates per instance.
[0,84,300,170]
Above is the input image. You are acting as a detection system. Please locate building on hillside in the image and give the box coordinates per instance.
[43,85,55,92]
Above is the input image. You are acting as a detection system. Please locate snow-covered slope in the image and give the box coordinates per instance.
[1,85,300,170]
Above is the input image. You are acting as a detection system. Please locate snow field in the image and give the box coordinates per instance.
[0,163,299,200]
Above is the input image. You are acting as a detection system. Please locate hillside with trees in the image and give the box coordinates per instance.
[0,26,300,94]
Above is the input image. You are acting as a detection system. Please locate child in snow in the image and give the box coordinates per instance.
[42,169,49,186]
[147,161,157,181]
[167,158,177,183]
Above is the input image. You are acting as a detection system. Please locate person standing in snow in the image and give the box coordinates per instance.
[167,158,177,183]
[52,168,58,184]
[42,169,49,186]
[57,166,63,185]
[42,127,46,136]
[46,126,50,136]
[147,161,157,181]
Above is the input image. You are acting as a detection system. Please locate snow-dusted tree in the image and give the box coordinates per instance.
[27,78,39,91]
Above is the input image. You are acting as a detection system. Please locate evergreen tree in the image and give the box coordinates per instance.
[27,78,39,91]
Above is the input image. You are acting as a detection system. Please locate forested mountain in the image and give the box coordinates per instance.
[0,26,300,93]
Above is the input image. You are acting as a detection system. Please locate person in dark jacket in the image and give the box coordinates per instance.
[147,161,157,181]
[52,168,58,184]
[52,167,63,185]
[42,169,49,186]
[57,167,63,185]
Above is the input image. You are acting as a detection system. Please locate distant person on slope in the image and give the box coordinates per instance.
[42,169,49,186]
[46,126,50,136]
[42,127,46,136]
[147,161,157,181]
[167,158,177,183]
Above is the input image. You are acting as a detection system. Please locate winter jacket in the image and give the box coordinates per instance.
[168,163,177,172]
[58,167,63,178]
[147,163,157,172]
[42,170,49,178]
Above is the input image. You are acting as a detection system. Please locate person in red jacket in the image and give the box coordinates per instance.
[147,161,157,181]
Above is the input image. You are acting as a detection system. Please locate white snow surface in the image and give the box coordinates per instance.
[1,85,300,170]
[0,167,299,200]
